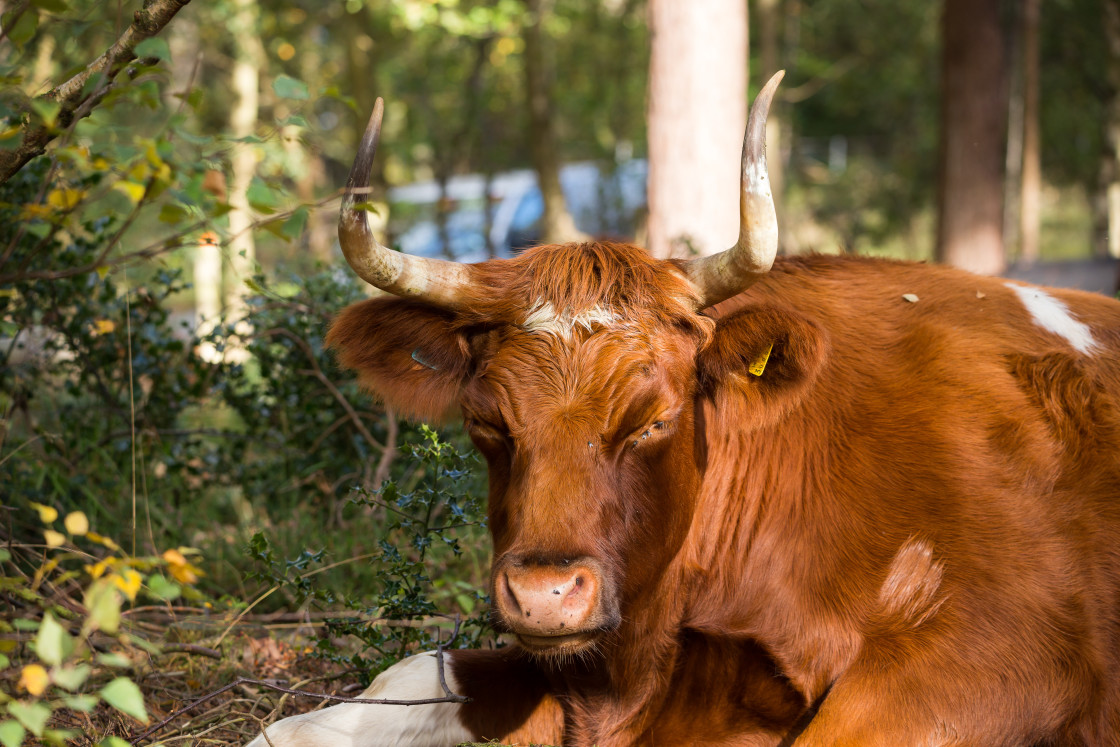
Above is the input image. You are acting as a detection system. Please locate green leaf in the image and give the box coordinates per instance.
[157,203,188,224]
[5,702,49,738]
[41,728,78,745]
[83,580,121,634]
[34,613,73,667]
[6,10,39,49]
[61,695,97,712]
[95,652,130,668]
[97,738,131,747]
[32,0,67,10]
[99,678,148,723]
[50,664,89,691]
[272,74,309,101]
[29,100,60,129]
[145,573,180,601]
[281,206,309,239]
[133,38,171,63]
[11,620,38,632]
[0,720,25,747]
[0,654,8,671]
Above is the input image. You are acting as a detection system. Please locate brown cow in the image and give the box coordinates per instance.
[246,73,1120,746]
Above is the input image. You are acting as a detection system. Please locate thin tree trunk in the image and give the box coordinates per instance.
[1019,0,1041,264]
[757,0,784,247]
[1104,0,1120,259]
[524,0,585,245]
[1003,1,1023,261]
[935,0,1009,275]
[194,232,222,362]
[647,0,748,259]
[225,0,263,325]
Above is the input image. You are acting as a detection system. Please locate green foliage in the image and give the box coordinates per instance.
[248,424,490,678]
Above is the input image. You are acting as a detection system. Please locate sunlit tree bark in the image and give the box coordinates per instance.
[1019,0,1041,264]
[224,0,263,324]
[935,0,1009,275]
[524,0,585,245]
[647,0,748,258]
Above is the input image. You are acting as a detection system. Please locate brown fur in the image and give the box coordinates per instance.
[327,243,1120,746]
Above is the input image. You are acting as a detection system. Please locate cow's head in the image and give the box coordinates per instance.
[328,74,797,659]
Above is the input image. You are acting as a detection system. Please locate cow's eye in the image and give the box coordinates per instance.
[629,418,673,448]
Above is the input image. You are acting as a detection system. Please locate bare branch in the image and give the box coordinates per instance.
[0,0,194,184]
[128,674,471,745]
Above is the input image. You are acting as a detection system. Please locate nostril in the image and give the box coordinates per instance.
[574,576,584,588]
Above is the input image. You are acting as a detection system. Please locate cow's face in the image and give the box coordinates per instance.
[330,75,791,659]
[328,243,716,657]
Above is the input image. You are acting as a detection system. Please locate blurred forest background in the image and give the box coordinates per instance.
[0,0,1116,744]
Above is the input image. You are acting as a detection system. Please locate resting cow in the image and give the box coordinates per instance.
[246,73,1120,746]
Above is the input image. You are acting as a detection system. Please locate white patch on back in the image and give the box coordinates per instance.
[244,651,471,747]
[522,300,618,339]
[1004,282,1099,355]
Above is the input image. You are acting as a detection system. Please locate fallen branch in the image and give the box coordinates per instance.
[128,672,471,745]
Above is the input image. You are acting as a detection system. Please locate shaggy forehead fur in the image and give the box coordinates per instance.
[454,241,714,342]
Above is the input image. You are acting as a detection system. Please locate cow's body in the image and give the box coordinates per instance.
[247,250,1120,746]
[245,77,1120,746]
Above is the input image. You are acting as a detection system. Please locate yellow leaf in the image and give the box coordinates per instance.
[95,266,110,280]
[29,503,58,524]
[19,664,49,696]
[161,549,186,566]
[86,532,119,551]
[43,530,66,548]
[86,560,110,579]
[161,549,201,585]
[127,161,150,182]
[63,512,89,536]
[91,320,115,335]
[113,180,146,205]
[111,569,142,602]
[46,187,84,211]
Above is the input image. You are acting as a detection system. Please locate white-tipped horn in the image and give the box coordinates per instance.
[681,70,784,309]
[338,98,474,308]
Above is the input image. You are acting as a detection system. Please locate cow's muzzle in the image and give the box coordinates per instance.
[492,556,617,653]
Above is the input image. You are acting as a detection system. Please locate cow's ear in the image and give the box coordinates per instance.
[326,297,472,421]
[697,305,828,427]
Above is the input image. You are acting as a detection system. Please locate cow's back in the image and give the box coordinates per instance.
[701,254,1120,742]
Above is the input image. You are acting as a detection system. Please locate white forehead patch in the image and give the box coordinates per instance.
[1004,282,1099,355]
[522,300,618,339]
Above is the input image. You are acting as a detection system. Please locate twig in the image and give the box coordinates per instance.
[128,674,472,745]
[159,642,221,659]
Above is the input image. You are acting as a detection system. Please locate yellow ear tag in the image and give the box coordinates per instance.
[748,343,774,377]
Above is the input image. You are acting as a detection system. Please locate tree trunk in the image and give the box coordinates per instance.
[1018,0,1041,264]
[524,0,585,245]
[1103,0,1120,259]
[1003,0,1023,260]
[225,0,263,324]
[757,0,784,248]
[935,0,1009,275]
[647,0,748,259]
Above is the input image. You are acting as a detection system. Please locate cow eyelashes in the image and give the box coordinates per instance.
[630,419,669,448]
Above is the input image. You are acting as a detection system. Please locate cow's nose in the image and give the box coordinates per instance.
[497,561,600,636]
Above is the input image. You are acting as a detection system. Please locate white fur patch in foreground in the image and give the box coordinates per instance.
[1004,282,1099,355]
[244,651,471,747]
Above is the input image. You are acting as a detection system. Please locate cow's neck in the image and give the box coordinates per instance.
[680,405,868,700]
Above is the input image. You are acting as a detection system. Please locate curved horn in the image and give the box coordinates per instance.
[681,70,784,309]
[338,98,473,308]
